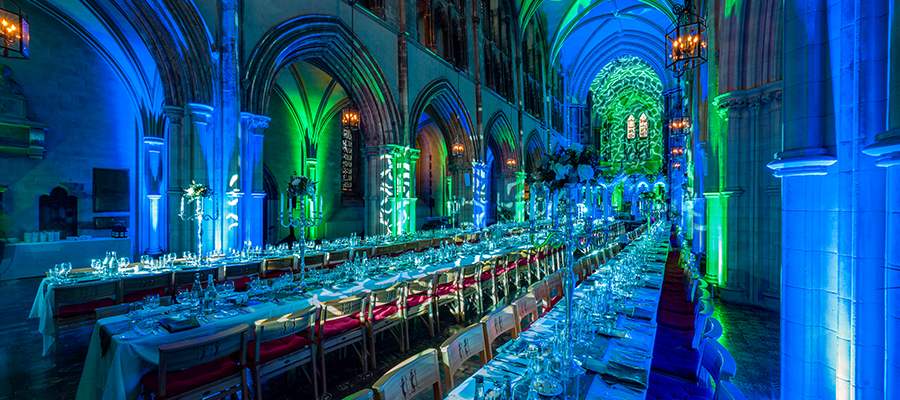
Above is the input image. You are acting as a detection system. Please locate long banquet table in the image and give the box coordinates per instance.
[448,224,670,400]
[73,239,532,400]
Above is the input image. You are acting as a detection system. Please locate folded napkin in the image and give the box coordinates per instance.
[100,320,135,357]
[602,361,649,391]
[159,316,200,333]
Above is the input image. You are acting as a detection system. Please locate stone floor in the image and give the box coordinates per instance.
[0,277,780,400]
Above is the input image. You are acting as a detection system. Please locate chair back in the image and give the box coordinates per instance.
[254,306,317,353]
[95,297,173,319]
[52,279,122,318]
[374,246,391,257]
[371,348,442,400]
[173,266,219,287]
[223,261,260,279]
[438,323,486,389]
[327,249,351,265]
[156,324,248,398]
[405,275,434,315]
[351,247,374,260]
[120,273,171,297]
[702,339,736,384]
[512,292,538,331]
[304,253,326,270]
[546,272,563,299]
[262,256,294,278]
[320,293,367,326]
[369,282,405,317]
[435,267,461,292]
[479,305,519,361]
[530,280,550,310]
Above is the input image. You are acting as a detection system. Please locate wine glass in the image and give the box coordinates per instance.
[63,262,73,282]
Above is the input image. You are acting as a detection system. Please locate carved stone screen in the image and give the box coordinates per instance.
[92,168,129,212]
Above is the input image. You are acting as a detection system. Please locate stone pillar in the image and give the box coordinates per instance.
[142,136,165,255]
[472,162,489,228]
[449,163,474,225]
[388,145,420,235]
[364,146,393,236]
[602,187,612,221]
[186,104,216,255]
[240,112,270,249]
[514,171,525,222]
[163,106,190,255]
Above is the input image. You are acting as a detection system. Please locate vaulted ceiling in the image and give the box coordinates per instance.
[518,0,677,98]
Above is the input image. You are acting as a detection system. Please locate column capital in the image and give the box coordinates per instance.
[240,112,271,136]
[862,128,900,167]
[187,103,214,125]
[162,105,185,122]
[767,147,836,178]
[362,145,394,158]
[449,163,473,173]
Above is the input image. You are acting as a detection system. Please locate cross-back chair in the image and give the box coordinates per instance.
[438,323,487,391]
[479,305,519,361]
[251,306,318,400]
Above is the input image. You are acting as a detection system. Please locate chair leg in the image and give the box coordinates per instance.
[320,346,328,396]
[54,321,60,367]
[369,331,377,370]
[253,366,262,400]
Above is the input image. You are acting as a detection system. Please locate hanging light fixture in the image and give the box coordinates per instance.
[0,0,27,59]
[665,0,706,75]
[506,157,516,170]
[342,106,360,129]
[451,134,464,157]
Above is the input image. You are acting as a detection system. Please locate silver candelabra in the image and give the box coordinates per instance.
[279,193,323,290]
[179,196,219,262]
[527,183,611,397]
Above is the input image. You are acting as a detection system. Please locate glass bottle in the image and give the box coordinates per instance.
[191,273,203,314]
[473,375,485,400]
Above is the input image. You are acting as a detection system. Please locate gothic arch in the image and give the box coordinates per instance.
[408,78,478,161]
[243,15,401,147]
[523,130,545,174]
[483,110,520,166]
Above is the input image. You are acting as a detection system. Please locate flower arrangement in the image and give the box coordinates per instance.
[529,142,604,192]
[286,172,317,198]
[184,181,213,203]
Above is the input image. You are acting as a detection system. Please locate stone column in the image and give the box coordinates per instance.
[186,104,216,255]
[472,162,489,228]
[142,136,165,255]
[388,145,420,234]
[364,146,394,236]
[449,163,474,225]
[240,112,270,248]
[163,106,190,255]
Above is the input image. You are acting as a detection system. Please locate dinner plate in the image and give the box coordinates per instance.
[531,378,563,396]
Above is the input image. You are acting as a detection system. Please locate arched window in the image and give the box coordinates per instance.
[627,114,636,139]
[639,113,648,138]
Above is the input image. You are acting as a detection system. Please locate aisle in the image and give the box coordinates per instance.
[713,300,779,400]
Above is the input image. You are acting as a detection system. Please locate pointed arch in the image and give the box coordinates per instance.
[484,110,520,165]
[408,78,478,161]
[523,130,545,175]
[244,15,401,147]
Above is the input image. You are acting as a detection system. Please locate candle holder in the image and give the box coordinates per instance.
[526,183,611,398]
[279,193,323,291]
[179,195,219,263]
[448,196,462,228]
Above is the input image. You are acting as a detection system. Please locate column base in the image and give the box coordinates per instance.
[717,284,744,303]
[762,291,780,312]
[146,247,163,256]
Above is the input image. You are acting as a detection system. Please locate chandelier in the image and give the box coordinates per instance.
[0,1,27,59]
[341,106,359,129]
[506,157,516,170]
[666,0,706,75]
[451,135,464,157]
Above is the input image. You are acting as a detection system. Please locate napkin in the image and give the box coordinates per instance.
[159,316,200,333]
[601,361,649,390]
[100,320,134,357]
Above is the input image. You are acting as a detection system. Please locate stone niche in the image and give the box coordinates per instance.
[0,65,48,159]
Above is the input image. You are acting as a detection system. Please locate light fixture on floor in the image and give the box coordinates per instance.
[0,0,28,59]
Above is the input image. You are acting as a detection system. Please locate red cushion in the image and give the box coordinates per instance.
[58,298,117,318]
[436,283,458,296]
[140,356,239,398]
[549,295,563,307]
[370,304,399,321]
[462,277,476,288]
[658,309,695,331]
[405,294,430,308]
[479,271,494,282]
[265,269,291,279]
[249,335,309,365]
[123,287,169,304]
[323,262,345,269]
[318,316,361,339]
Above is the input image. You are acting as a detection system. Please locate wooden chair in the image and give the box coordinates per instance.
[438,323,486,391]
[388,244,404,256]
[173,266,219,290]
[458,263,483,316]
[403,275,435,349]
[119,272,172,303]
[140,324,249,400]
[491,254,514,304]
[367,282,406,368]
[530,280,551,316]
[327,249,351,265]
[479,305,519,361]
[223,261,261,292]
[261,256,294,279]
[303,253,326,271]
[374,245,391,258]
[251,307,318,400]
[371,348,442,400]
[512,248,534,292]
[96,297,172,319]
[351,247,374,260]
[546,272,564,306]
[317,294,368,394]
[343,389,374,400]
[476,260,498,311]
[433,267,463,332]
[512,292,538,332]
[51,279,122,365]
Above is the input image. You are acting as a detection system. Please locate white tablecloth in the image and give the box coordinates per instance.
[4,238,131,281]
[74,242,531,400]
[448,227,670,400]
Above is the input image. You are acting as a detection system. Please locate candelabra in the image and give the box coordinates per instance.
[526,184,611,397]
[448,196,462,228]
[179,196,220,263]
[279,193,323,291]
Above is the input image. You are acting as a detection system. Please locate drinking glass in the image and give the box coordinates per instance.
[63,262,73,282]
[127,303,141,328]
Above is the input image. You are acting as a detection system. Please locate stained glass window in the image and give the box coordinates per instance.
[627,114,636,139]
[341,127,353,191]
[639,113,648,138]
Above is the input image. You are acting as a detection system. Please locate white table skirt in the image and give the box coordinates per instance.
[74,242,531,400]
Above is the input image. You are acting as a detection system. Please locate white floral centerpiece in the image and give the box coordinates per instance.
[286,172,317,198]
[529,142,604,192]
[184,181,213,203]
